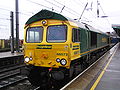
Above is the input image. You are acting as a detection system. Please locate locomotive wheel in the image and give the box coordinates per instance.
[28,69,41,86]
[28,68,53,88]
[69,65,74,78]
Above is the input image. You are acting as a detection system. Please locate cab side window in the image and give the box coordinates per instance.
[72,28,80,42]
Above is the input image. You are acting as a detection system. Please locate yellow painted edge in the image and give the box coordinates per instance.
[90,45,118,90]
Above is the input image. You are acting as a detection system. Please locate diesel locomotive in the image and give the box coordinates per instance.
[23,10,110,86]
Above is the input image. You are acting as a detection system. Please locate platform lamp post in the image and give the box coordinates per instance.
[15,0,20,52]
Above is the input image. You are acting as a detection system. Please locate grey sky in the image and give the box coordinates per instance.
[0,0,120,39]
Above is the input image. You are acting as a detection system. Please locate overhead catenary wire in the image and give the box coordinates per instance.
[44,0,80,16]
[54,0,91,21]
[44,0,61,9]
[60,5,65,13]
[0,7,11,12]
[1,1,110,25]
[78,2,88,21]
[70,0,96,21]
[74,1,97,19]
[0,27,9,30]
[0,6,33,17]
[19,12,32,16]
[0,18,10,20]
[25,0,90,21]
[53,0,81,16]
[97,0,111,27]
[25,0,60,14]
[26,0,52,10]
[0,1,44,39]
[44,0,66,13]
[73,0,96,18]
[19,10,35,15]
[85,2,98,18]
[97,0,104,15]
[0,13,10,16]
[74,0,98,19]
[97,0,109,18]
[52,0,92,21]
[77,0,84,5]
[0,25,7,26]
[26,0,79,17]
[0,0,106,24]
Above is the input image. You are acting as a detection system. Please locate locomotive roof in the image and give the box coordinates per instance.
[25,9,68,25]
[25,9,107,35]
[81,23,106,34]
[112,24,120,37]
[69,20,106,34]
[112,24,120,29]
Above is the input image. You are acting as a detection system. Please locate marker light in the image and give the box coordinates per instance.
[60,59,67,65]
[42,20,47,26]
[56,58,61,62]
[29,57,33,60]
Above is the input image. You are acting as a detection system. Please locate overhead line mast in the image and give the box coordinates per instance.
[15,0,20,52]
[97,0,100,18]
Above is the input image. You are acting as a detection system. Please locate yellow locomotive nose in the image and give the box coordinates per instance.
[41,53,48,59]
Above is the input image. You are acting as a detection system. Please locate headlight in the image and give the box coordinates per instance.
[60,59,67,65]
[24,57,30,62]
[56,58,61,62]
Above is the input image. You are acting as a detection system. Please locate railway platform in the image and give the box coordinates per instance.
[60,43,120,90]
[0,51,24,68]
[0,51,23,58]
[89,43,120,90]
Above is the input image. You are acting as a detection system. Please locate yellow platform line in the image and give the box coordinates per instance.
[90,45,118,90]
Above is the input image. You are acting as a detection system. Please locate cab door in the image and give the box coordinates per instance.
[71,28,81,60]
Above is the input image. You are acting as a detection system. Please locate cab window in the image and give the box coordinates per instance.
[90,31,97,46]
[72,28,80,42]
[26,27,43,43]
[47,25,67,42]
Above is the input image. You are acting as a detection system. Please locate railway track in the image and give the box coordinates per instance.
[0,64,27,89]
[0,75,27,89]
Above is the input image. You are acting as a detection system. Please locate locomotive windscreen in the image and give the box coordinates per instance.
[47,25,67,42]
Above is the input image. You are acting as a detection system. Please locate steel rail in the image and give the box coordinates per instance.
[0,75,27,89]
[0,64,27,89]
